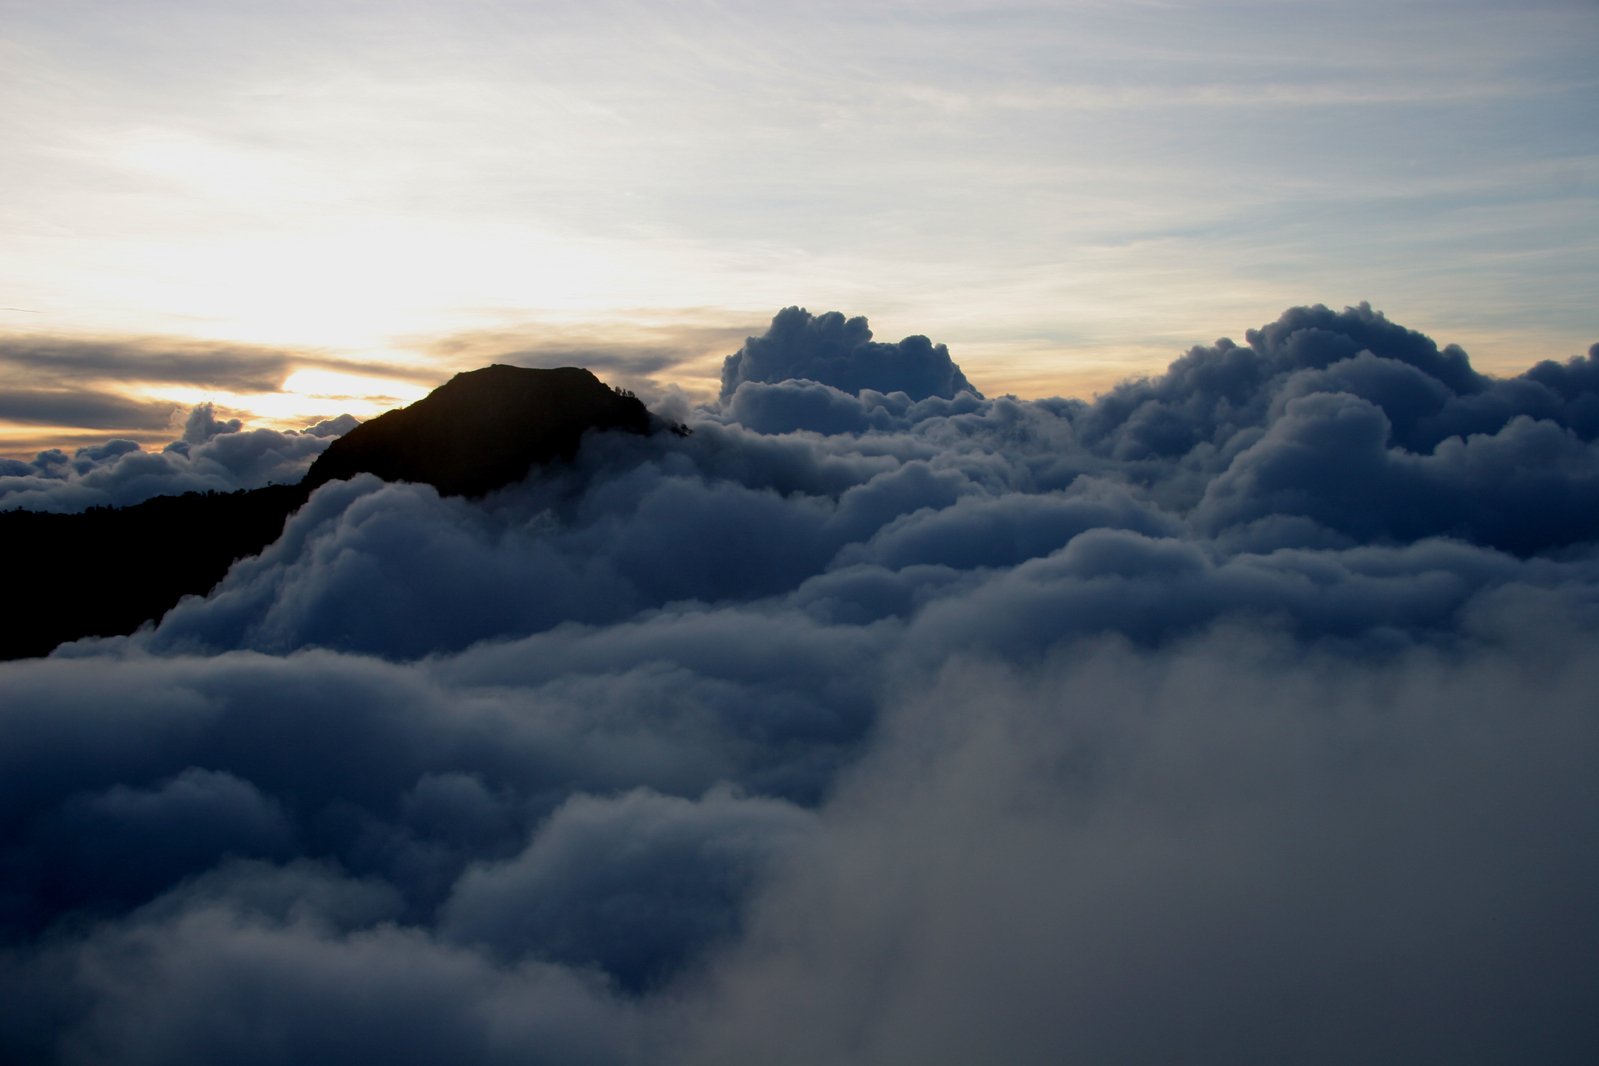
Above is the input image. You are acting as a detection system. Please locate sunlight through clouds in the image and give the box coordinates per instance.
[0,0,1593,445]
[0,2,1594,1057]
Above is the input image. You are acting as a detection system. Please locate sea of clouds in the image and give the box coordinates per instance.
[2,304,1596,1064]
[0,407,359,514]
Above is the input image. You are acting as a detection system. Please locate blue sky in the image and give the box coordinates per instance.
[2,0,1595,450]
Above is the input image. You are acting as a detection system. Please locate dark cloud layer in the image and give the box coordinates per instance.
[0,337,441,394]
[0,388,179,431]
[2,304,1596,1064]
[0,338,295,392]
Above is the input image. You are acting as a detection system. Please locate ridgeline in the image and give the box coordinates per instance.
[1,367,658,660]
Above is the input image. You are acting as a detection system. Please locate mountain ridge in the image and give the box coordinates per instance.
[1,365,661,659]
[304,365,656,498]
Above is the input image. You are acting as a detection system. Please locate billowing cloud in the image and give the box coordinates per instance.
[2,304,1596,1063]
[0,404,356,512]
[441,787,817,992]
[719,307,980,402]
[673,624,1599,1065]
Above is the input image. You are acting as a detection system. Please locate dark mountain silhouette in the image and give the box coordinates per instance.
[304,365,655,498]
[1,366,663,660]
[1,484,309,661]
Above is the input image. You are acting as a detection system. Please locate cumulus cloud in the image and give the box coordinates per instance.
[178,403,243,443]
[719,306,980,403]
[0,403,357,512]
[441,787,817,992]
[2,303,1597,1063]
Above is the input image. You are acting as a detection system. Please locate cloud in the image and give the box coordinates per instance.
[0,335,431,453]
[0,403,356,512]
[719,307,981,403]
[0,337,442,394]
[1,303,1596,1063]
[36,768,297,917]
[1192,394,1599,554]
[673,625,1599,1065]
[0,389,178,430]
[0,874,636,1066]
[179,403,243,443]
[441,787,816,992]
[420,316,763,394]
[484,345,712,382]
[0,338,295,392]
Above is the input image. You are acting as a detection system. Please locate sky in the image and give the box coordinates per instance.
[2,304,1597,1062]
[3,4,1599,1059]
[2,0,1597,455]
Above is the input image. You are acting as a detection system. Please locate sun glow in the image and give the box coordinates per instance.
[279,368,430,407]
[130,368,433,435]
[77,220,644,353]
[250,368,431,425]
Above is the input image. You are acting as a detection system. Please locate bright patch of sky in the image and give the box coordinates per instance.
[1,0,1594,443]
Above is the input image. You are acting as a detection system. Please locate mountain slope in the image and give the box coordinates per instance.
[2,365,660,659]
[304,365,653,498]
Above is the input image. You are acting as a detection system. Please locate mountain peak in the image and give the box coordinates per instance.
[1,366,660,659]
[303,364,654,498]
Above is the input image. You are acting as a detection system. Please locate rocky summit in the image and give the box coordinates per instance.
[2,365,659,659]
[304,364,655,498]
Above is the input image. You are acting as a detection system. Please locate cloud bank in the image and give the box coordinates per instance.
[2,304,1596,1064]
[0,405,358,513]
